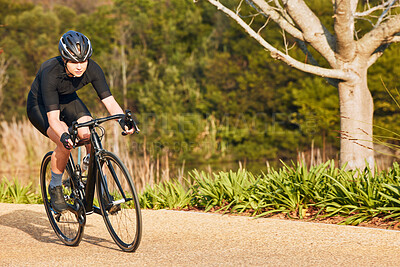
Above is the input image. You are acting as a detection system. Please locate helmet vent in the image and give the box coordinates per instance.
[58,30,92,62]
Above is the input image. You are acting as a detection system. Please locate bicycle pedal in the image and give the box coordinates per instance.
[109,204,121,215]
[85,210,94,215]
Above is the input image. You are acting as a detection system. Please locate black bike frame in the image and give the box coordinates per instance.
[66,127,104,214]
[66,112,138,215]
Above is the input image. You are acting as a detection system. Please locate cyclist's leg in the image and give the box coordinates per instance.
[26,101,49,137]
[47,124,71,212]
[28,102,70,211]
[77,115,92,154]
[61,97,92,155]
[31,96,85,244]
[40,152,85,246]
[47,125,71,176]
[27,99,71,176]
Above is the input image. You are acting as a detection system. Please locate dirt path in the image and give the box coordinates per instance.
[1,203,400,266]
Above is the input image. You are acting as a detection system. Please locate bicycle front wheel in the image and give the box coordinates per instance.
[96,151,142,252]
[40,151,85,246]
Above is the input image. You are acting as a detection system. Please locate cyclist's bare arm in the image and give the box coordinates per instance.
[47,110,74,147]
[101,95,137,135]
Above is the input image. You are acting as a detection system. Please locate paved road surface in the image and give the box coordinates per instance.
[1,203,400,266]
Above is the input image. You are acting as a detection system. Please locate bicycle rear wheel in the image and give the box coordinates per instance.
[40,151,85,246]
[96,151,142,252]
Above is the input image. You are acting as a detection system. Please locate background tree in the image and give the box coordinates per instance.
[0,49,9,109]
[2,0,400,169]
[198,0,400,169]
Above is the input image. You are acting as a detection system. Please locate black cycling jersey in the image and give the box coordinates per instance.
[28,56,111,112]
[27,56,112,136]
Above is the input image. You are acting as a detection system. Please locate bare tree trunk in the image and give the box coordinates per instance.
[201,0,400,170]
[338,60,374,169]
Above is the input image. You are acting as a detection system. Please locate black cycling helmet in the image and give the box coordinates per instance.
[58,30,92,62]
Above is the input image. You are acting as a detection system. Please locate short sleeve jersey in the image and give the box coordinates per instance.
[29,56,112,112]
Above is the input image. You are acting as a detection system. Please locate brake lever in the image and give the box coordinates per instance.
[121,110,140,136]
[121,120,140,135]
[132,120,140,134]
[68,121,79,148]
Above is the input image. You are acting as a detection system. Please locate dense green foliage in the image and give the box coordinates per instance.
[140,161,400,226]
[0,178,42,204]
[6,161,400,226]
[0,0,399,165]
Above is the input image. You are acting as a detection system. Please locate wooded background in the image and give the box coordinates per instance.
[1,0,400,167]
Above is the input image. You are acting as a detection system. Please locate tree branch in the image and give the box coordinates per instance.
[247,0,324,70]
[283,0,337,67]
[387,35,400,43]
[247,0,304,41]
[367,43,390,68]
[374,0,398,28]
[248,0,339,86]
[358,14,400,57]
[295,40,339,87]
[333,0,357,61]
[355,0,399,18]
[366,33,400,67]
[206,0,354,81]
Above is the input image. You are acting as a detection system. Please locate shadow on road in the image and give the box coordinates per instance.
[0,209,119,250]
[0,209,119,251]
[0,209,60,244]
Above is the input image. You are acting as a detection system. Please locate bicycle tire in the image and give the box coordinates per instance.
[96,151,142,252]
[40,151,85,246]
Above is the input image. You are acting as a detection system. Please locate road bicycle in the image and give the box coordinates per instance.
[39,110,142,252]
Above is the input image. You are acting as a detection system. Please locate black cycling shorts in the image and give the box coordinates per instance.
[27,97,91,137]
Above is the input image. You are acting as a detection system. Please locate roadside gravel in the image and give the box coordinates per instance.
[1,203,400,266]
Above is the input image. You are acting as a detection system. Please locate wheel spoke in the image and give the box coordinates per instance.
[40,152,85,246]
[97,151,142,252]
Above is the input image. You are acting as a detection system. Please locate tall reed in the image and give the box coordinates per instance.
[0,119,396,194]
[0,119,53,179]
[0,118,178,192]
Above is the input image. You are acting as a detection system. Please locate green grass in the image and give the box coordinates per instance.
[4,161,400,227]
[0,178,42,204]
[140,160,400,226]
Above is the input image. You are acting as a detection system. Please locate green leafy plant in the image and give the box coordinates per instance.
[0,178,42,204]
[5,160,400,227]
[140,179,192,210]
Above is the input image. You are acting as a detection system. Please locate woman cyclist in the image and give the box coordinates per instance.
[27,30,134,212]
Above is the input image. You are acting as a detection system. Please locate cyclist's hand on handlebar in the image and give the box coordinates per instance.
[60,132,74,150]
[118,118,139,135]
[119,110,140,135]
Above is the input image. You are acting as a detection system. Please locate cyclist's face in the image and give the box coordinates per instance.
[66,60,88,77]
